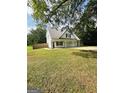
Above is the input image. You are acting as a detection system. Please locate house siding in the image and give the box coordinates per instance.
[46,31,53,48]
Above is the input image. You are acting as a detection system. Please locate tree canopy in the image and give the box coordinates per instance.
[28,0,97,45]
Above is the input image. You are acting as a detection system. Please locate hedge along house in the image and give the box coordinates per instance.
[46,26,80,48]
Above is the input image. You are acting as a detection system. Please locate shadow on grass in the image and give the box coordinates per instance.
[72,50,97,58]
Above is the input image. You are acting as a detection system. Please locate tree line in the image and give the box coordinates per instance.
[27,27,46,45]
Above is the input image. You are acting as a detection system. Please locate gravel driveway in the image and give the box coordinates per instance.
[71,46,97,51]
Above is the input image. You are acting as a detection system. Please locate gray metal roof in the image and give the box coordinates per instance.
[47,27,64,39]
[47,27,80,40]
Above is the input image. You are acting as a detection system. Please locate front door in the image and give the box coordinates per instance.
[53,42,55,48]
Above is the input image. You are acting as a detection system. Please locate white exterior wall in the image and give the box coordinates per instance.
[46,31,52,48]
[48,39,52,48]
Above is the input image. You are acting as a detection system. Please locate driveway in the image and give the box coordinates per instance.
[44,46,97,51]
[71,46,97,51]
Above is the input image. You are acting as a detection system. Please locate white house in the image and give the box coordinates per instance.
[46,26,80,48]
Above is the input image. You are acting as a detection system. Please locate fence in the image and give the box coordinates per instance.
[33,43,48,49]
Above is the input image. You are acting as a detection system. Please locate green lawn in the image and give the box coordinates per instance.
[27,46,97,93]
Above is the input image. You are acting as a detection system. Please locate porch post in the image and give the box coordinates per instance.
[78,40,80,47]
[64,40,66,47]
[77,40,80,47]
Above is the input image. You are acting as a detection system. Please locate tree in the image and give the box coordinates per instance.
[27,27,46,45]
[28,0,88,27]
[28,0,97,45]
[74,0,97,45]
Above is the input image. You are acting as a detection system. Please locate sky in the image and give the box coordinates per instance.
[27,0,52,34]
[27,6,36,33]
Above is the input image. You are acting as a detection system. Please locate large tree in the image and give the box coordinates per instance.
[28,0,97,45]
[74,0,97,45]
[28,0,89,26]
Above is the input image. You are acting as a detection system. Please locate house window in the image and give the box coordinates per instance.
[66,34,68,38]
[56,41,63,46]
[66,33,71,38]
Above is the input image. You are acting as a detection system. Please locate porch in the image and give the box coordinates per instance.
[52,39,80,48]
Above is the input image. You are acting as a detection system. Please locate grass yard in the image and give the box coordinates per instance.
[27,46,97,93]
